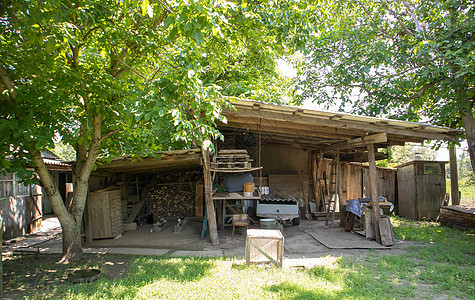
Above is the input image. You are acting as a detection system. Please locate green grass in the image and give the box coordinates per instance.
[4,217,474,299]
[446,179,475,205]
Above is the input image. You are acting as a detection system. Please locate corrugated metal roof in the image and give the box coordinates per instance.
[41,150,60,160]
[43,158,71,167]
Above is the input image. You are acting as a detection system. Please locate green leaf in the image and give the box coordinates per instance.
[100,48,107,59]
[168,26,178,41]
[192,30,204,45]
[1,159,11,168]
[164,16,174,29]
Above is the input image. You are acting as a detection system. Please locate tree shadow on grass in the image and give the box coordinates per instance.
[4,254,218,299]
[264,260,417,300]
[127,256,216,283]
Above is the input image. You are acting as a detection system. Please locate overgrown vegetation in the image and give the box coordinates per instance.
[4,216,473,299]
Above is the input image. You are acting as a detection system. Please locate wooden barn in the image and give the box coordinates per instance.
[86,99,461,245]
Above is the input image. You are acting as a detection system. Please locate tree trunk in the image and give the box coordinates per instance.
[201,147,219,245]
[30,114,104,263]
[461,103,475,173]
[31,149,84,262]
[449,144,460,205]
[60,217,83,263]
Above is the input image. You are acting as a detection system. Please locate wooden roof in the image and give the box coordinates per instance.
[219,99,461,155]
[95,149,201,174]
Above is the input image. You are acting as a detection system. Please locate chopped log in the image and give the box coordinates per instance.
[145,168,203,222]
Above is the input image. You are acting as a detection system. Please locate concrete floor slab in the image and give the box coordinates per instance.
[172,250,223,257]
[106,248,170,256]
[12,218,396,260]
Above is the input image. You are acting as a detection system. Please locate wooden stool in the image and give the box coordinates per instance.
[232,214,250,239]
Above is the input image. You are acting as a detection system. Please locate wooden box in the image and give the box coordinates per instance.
[246,229,284,267]
[86,189,123,239]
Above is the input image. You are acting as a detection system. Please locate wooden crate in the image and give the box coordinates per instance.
[246,229,284,267]
[86,189,123,239]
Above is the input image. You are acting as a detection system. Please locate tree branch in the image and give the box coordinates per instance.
[31,149,71,219]
[0,64,16,100]
[70,113,103,221]
[381,0,415,36]
[409,81,437,100]
[99,128,121,143]
[402,0,423,32]
[117,58,147,80]
[82,25,102,41]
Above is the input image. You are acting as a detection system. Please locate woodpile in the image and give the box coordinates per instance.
[439,205,475,231]
[145,168,203,222]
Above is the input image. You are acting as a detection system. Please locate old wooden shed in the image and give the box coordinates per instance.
[396,160,447,220]
[87,99,461,245]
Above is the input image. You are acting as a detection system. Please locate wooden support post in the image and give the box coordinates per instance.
[0,216,3,296]
[315,150,324,211]
[337,152,346,225]
[336,152,343,213]
[367,144,381,244]
[449,143,460,205]
[307,152,314,214]
[201,147,219,245]
[195,184,204,217]
[311,152,318,211]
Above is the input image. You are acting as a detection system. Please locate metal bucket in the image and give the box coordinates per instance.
[260,218,277,229]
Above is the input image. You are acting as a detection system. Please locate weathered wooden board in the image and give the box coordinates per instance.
[86,189,123,239]
[379,215,394,246]
[304,228,387,249]
[269,175,309,203]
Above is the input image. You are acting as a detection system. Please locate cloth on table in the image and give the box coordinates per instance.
[345,196,394,218]
[345,199,362,217]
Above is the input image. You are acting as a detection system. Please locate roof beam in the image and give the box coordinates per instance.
[324,133,388,152]
[224,107,457,142]
[220,122,346,143]
[222,116,360,140]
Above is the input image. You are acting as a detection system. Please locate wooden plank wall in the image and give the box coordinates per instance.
[311,159,397,212]
[362,167,397,204]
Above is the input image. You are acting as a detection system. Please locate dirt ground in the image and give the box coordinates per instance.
[1,217,420,298]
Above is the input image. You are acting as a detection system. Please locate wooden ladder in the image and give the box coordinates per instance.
[125,200,145,223]
[325,153,340,226]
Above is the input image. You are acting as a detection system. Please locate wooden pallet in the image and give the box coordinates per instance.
[218,150,248,155]
[211,162,252,169]
[211,149,256,171]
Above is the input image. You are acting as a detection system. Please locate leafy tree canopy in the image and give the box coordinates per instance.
[0,0,314,177]
[0,0,314,261]
[297,0,475,170]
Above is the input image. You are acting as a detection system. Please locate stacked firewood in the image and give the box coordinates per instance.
[145,168,202,222]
